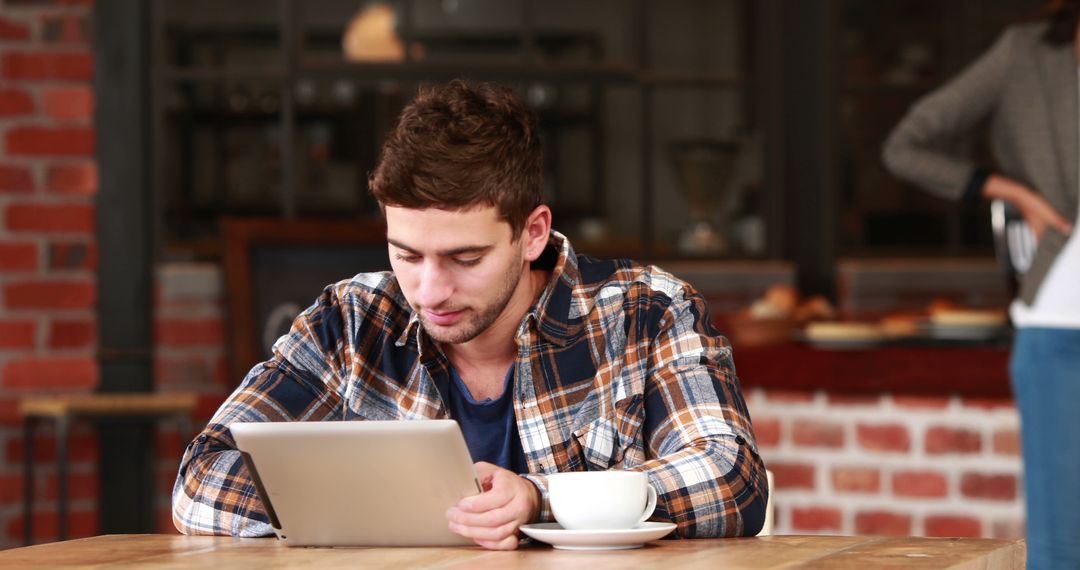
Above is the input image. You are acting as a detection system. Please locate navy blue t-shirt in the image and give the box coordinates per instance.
[446,364,528,474]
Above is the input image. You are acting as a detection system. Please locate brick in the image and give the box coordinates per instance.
[0,242,39,271]
[214,355,231,387]
[792,420,844,448]
[48,241,97,270]
[856,511,912,536]
[0,16,31,40]
[157,507,182,534]
[825,394,879,406]
[0,473,23,503]
[1,356,98,389]
[992,519,1025,539]
[41,13,91,44]
[0,88,35,116]
[157,263,224,304]
[155,318,225,348]
[5,126,95,156]
[763,390,814,404]
[46,162,97,194]
[753,417,780,448]
[44,471,99,502]
[893,470,948,498]
[856,423,910,453]
[924,515,981,538]
[0,164,34,192]
[2,51,93,81]
[925,426,982,455]
[0,397,19,425]
[6,203,95,233]
[993,430,1021,456]
[4,280,95,310]
[7,432,99,464]
[156,429,186,460]
[0,319,36,350]
[961,397,1014,410]
[791,507,842,532]
[194,394,227,420]
[892,395,950,409]
[155,355,222,390]
[7,509,99,541]
[1,471,100,503]
[832,467,880,493]
[960,473,1017,501]
[41,87,93,120]
[769,462,815,490]
[48,319,95,349]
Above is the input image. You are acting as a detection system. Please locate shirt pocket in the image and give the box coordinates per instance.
[570,394,644,471]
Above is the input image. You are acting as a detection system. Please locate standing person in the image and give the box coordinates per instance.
[172,80,768,549]
[883,2,1080,567]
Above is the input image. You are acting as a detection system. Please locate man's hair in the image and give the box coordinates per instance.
[369,80,544,236]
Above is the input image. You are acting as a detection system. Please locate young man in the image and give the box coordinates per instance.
[172,80,767,549]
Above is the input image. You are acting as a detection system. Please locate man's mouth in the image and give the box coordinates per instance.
[423,308,466,326]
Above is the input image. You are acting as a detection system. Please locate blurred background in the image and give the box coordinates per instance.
[0,0,1038,547]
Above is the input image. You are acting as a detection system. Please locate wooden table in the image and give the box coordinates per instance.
[0,534,1025,568]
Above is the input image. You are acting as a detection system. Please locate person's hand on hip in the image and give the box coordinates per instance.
[985,174,1074,240]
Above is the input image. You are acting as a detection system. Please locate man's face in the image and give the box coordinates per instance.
[385,205,528,345]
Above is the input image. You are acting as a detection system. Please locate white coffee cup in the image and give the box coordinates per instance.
[547,471,658,530]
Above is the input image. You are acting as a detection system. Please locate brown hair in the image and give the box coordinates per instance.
[1042,0,1080,45]
[369,80,544,236]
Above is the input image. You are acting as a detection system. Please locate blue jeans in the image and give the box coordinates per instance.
[1011,327,1080,570]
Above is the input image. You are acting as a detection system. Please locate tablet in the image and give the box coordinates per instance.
[230,419,481,547]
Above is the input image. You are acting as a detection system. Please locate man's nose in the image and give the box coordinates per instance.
[416,261,453,309]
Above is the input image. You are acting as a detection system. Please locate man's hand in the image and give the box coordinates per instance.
[446,461,540,550]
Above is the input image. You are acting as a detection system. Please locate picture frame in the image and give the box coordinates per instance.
[222,217,390,385]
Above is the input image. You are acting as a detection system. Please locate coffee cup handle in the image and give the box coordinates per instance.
[637,483,658,524]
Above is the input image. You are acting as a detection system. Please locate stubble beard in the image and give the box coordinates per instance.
[420,252,525,345]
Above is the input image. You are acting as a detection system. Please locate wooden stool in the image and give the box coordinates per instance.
[19,393,197,544]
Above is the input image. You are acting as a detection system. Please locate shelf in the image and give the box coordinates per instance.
[164,65,748,87]
[163,67,286,81]
[639,73,751,88]
[841,79,942,93]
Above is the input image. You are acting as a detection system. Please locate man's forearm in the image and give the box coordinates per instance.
[172,447,274,537]
[637,434,766,538]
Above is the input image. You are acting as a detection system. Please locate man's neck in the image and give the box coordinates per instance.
[443,268,549,371]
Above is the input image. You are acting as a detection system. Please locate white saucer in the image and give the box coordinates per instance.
[519,522,677,550]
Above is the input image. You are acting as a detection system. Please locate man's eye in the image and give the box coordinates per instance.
[454,257,482,267]
[395,254,420,263]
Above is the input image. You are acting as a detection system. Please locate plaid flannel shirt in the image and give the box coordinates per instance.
[172,231,768,538]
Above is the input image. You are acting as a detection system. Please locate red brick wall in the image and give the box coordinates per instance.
[750,389,1024,538]
[0,0,230,548]
[1,0,100,547]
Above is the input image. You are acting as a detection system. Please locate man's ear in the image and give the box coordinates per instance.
[522,205,552,262]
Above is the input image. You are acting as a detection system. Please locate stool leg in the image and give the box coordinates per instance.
[57,416,69,541]
[22,417,34,546]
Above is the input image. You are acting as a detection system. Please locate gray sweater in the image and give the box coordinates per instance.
[883,22,1080,305]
